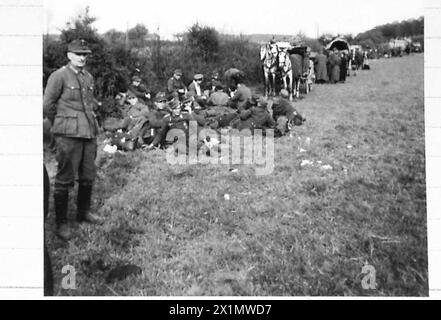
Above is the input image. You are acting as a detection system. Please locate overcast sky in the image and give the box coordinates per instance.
[43,0,424,40]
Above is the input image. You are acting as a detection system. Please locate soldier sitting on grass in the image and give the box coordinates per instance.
[141,92,172,150]
[271,89,306,136]
[236,95,275,133]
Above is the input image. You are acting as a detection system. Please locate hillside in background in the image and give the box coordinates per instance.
[355,16,424,48]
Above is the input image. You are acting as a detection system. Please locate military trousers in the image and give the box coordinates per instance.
[54,136,97,188]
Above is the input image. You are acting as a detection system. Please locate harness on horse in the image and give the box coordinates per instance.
[261,43,279,71]
[278,50,292,76]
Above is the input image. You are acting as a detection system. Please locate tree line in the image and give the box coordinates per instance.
[354,16,424,50]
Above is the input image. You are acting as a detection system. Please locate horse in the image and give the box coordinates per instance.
[350,49,363,74]
[289,53,305,99]
[277,49,294,100]
[260,42,279,98]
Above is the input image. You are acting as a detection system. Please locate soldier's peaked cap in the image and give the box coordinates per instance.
[68,39,92,54]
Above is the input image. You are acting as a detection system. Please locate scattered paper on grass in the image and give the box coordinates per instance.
[347,144,353,149]
[229,168,239,173]
[305,137,311,146]
[103,144,117,154]
[299,148,307,153]
[300,160,314,167]
[224,194,230,201]
[321,165,333,170]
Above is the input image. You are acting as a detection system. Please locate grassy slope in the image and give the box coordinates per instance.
[46,54,427,296]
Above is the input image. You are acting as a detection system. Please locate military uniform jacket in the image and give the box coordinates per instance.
[167,77,187,94]
[146,109,170,128]
[207,91,230,107]
[168,113,192,132]
[230,84,252,112]
[122,102,150,119]
[43,63,99,139]
[272,98,297,121]
[239,107,275,130]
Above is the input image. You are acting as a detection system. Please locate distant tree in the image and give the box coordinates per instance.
[60,6,99,44]
[103,29,126,45]
[185,23,219,63]
[355,16,424,48]
[43,38,67,87]
[343,34,354,44]
[318,33,335,46]
[292,31,307,45]
[128,24,149,48]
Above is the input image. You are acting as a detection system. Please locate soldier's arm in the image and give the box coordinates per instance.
[167,78,174,93]
[43,71,64,124]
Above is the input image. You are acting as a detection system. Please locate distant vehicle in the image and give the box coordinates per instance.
[326,38,350,52]
[412,42,422,53]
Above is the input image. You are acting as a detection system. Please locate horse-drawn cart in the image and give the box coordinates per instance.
[287,45,313,96]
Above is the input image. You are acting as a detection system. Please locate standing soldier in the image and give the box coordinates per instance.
[328,48,341,84]
[43,39,103,241]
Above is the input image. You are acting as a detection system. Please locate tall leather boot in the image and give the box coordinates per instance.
[54,185,70,241]
[77,184,104,224]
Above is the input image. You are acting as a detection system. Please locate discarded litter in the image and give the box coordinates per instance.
[347,144,353,149]
[305,137,311,146]
[229,168,239,173]
[300,160,314,167]
[321,165,333,170]
[103,144,117,154]
[224,194,230,201]
[299,148,307,153]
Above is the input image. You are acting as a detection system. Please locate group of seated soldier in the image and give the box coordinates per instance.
[104,69,306,151]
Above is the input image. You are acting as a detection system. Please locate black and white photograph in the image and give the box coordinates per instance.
[41,0,427,297]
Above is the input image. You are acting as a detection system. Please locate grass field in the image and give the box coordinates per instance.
[45,54,427,296]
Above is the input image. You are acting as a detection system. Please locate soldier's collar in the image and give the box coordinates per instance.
[68,63,85,75]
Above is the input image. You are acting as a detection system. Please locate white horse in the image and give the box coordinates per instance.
[260,42,279,98]
[277,49,294,100]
